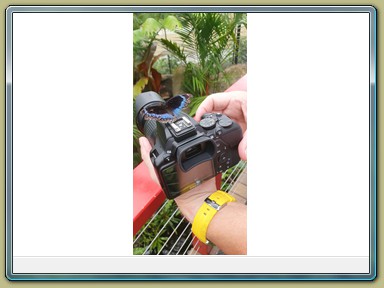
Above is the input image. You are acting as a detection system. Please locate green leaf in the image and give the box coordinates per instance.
[162,15,182,31]
[142,18,161,35]
[133,247,146,255]
[159,39,187,63]
[133,29,145,44]
[133,77,148,97]
[188,96,207,116]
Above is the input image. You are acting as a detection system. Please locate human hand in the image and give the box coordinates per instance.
[195,91,247,160]
[139,137,217,223]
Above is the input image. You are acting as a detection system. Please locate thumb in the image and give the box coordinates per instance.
[139,137,153,168]
[139,137,160,185]
[238,130,247,161]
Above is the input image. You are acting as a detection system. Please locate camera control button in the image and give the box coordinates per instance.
[200,117,216,129]
[219,118,233,128]
[215,139,224,147]
[218,153,227,164]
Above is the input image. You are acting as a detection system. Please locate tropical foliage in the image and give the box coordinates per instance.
[133,14,182,97]
[159,13,247,96]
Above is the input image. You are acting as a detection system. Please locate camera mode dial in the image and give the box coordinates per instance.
[199,117,216,130]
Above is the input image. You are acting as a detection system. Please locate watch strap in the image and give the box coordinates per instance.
[192,190,236,243]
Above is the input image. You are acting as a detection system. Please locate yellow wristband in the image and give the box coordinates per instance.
[192,190,236,244]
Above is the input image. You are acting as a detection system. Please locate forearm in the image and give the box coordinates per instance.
[206,202,247,255]
[174,180,247,255]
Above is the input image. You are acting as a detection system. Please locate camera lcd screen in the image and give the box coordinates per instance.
[162,160,215,196]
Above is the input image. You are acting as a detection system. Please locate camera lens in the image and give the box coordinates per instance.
[135,91,165,131]
[135,91,165,145]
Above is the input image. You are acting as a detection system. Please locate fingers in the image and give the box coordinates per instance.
[139,137,152,164]
[194,91,248,161]
[195,91,247,124]
[139,137,160,185]
[195,92,231,121]
[238,130,247,161]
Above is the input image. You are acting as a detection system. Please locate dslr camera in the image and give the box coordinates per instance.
[135,91,242,199]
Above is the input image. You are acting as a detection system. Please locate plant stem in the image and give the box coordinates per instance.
[163,29,173,74]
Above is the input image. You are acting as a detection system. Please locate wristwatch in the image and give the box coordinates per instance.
[192,190,236,244]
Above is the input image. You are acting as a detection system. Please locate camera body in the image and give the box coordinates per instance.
[136,92,242,199]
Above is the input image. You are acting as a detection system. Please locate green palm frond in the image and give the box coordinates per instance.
[158,39,187,63]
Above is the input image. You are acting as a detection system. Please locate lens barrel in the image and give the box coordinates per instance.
[135,91,165,131]
[135,91,165,145]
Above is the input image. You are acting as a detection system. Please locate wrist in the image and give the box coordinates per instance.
[174,179,217,222]
[191,190,236,244]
